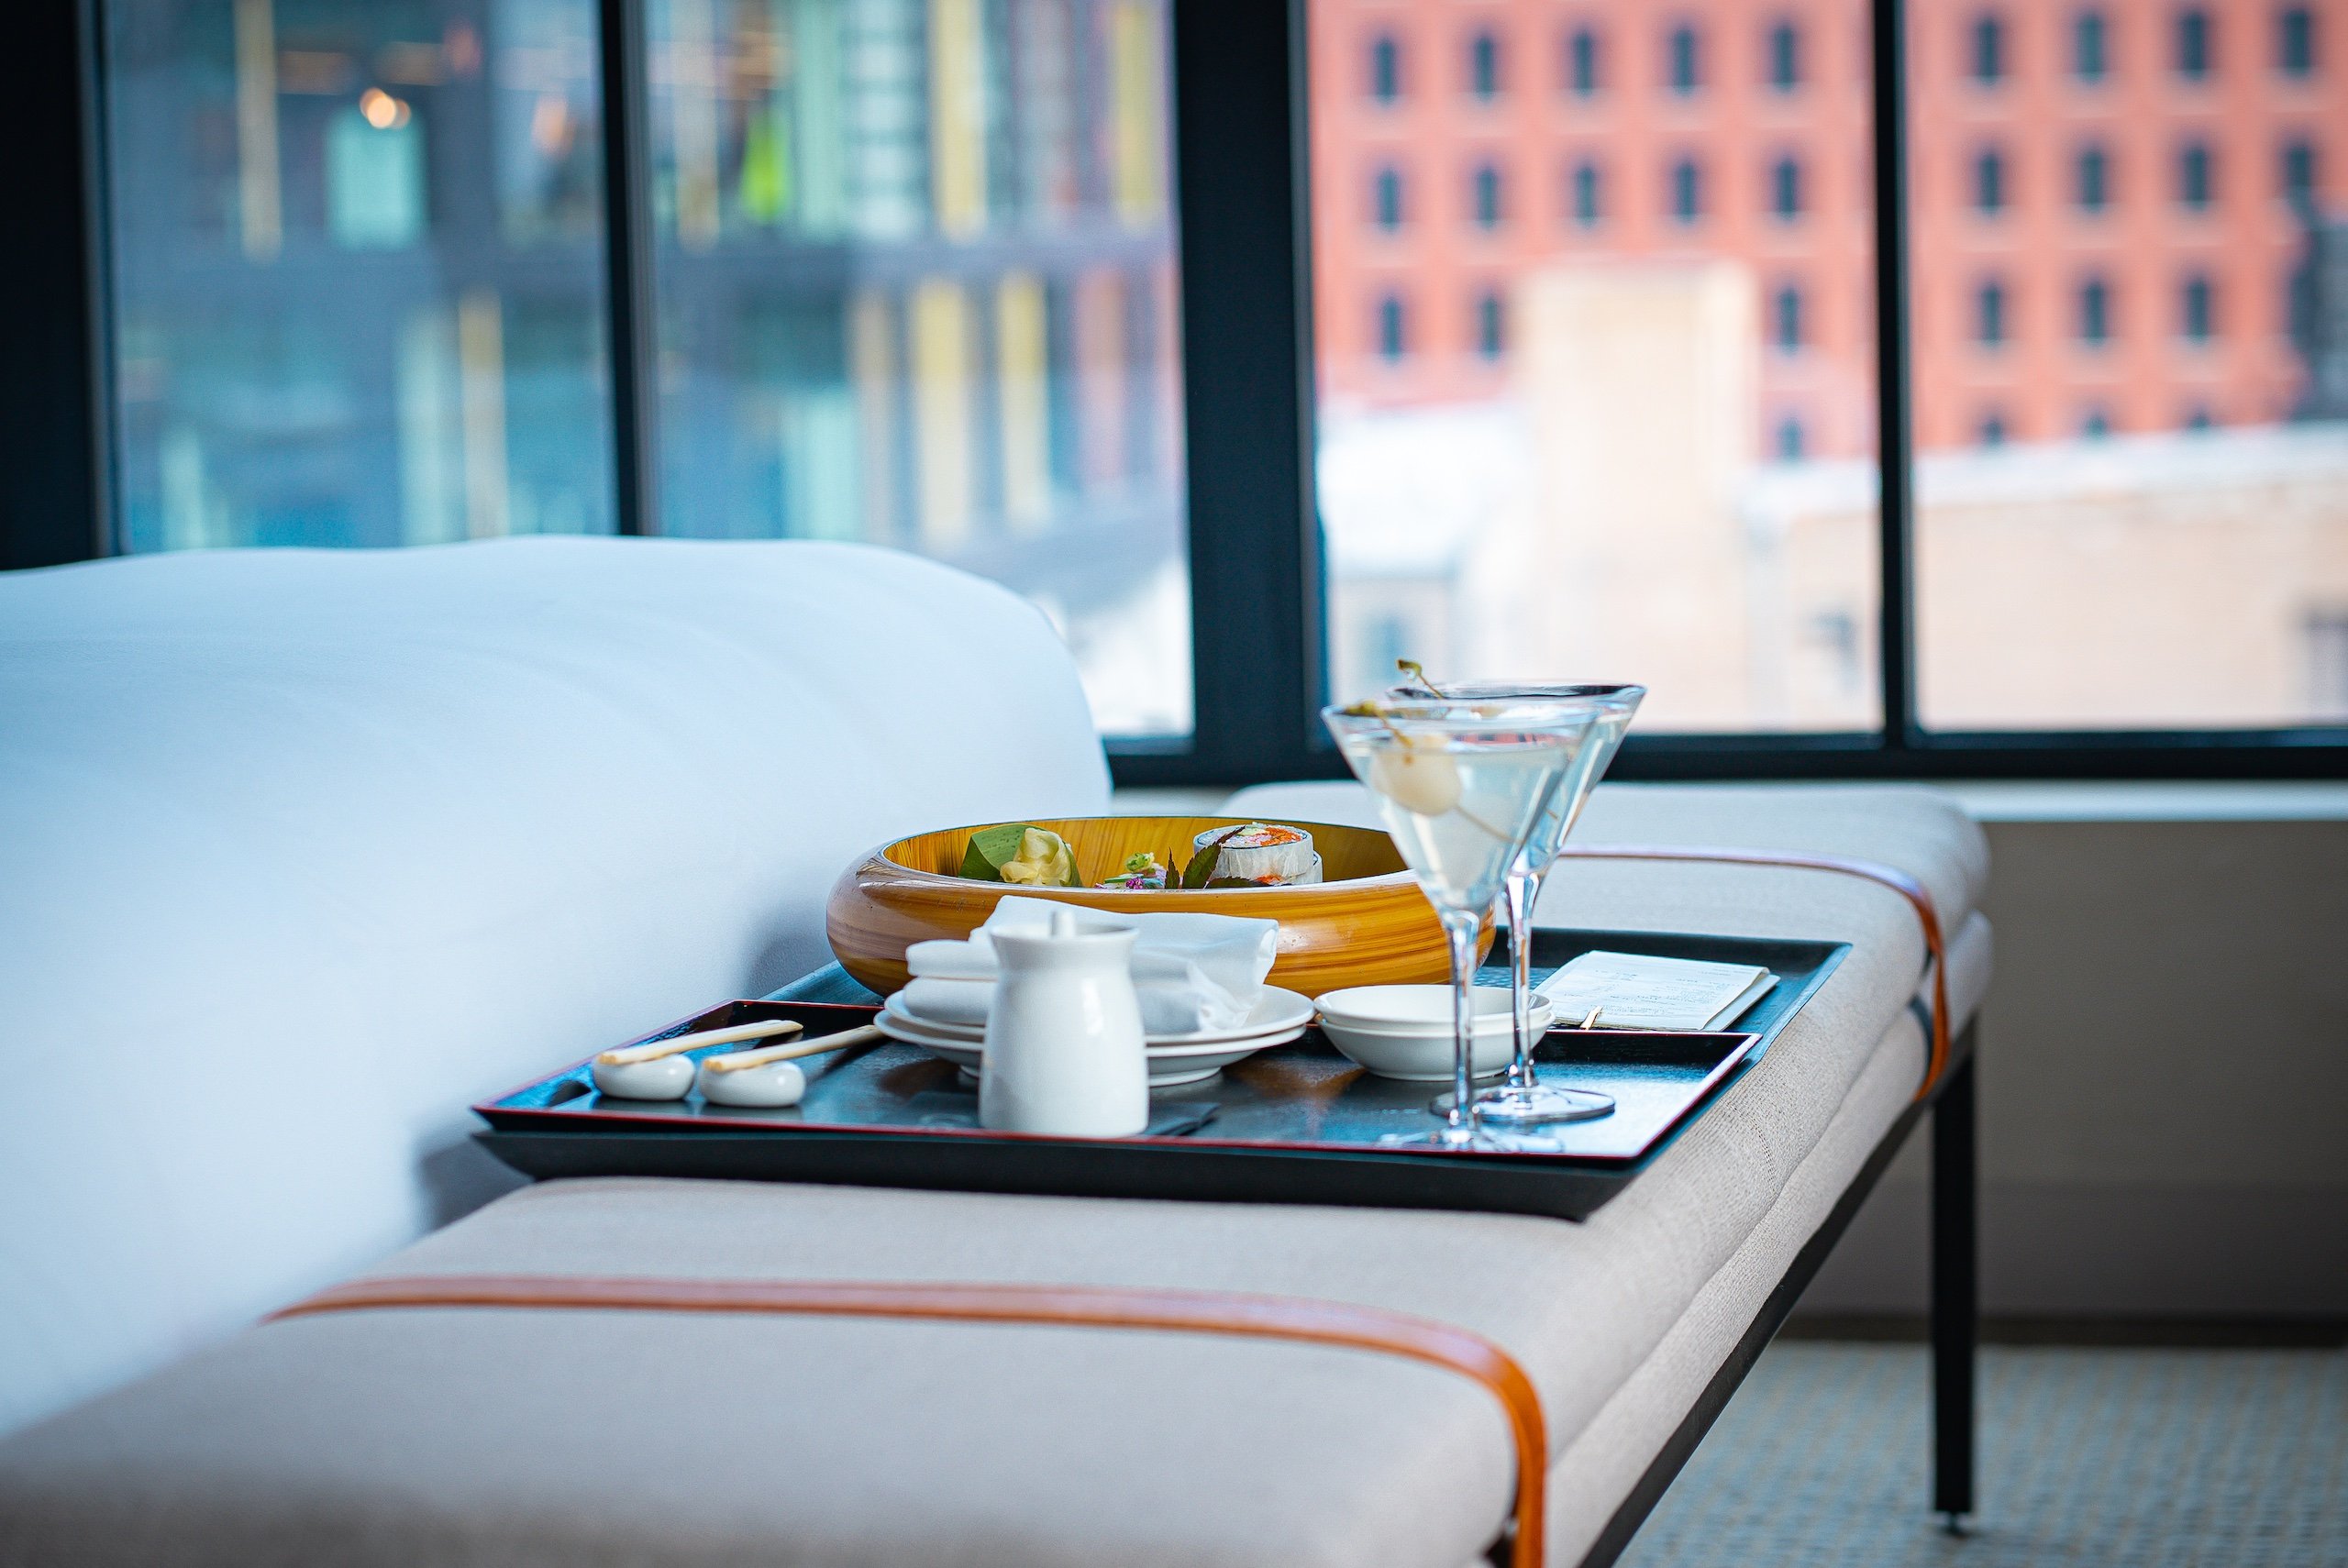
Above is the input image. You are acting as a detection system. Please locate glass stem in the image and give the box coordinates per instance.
[1442,908,1483,1140]
[1502,866,1543,1090]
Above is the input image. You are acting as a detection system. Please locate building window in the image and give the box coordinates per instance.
[1773,283,1804,350]
[2181,272,2216,340]
[1475,290,1505,359]
[1767,19,1801,90]
[1377,293,1408,361]
[1570,158,1604,226]
[2279,5,2316,76]
[2079,275,2114,344]
[2282,138,2320,207]
[2074,8,2110,80]
[1977,279,2009,345]
[1670,156,1704,222]
[2178,139,2214,209]
[1971,12,2007,83]
[1370,33,1402,105]
[1471,161,1505,228]
[1770,155,1803,220]
[1372,165,1405,232]
[1978,410,2010,446]
[1469,28,1503,100]
[1668,22,1701,94]
[1567,26,1601,94]
[1974,147,2008,215]
[2176,6,2213,80]
[1776,415,1807,459]
[2077,143,2112,211]
[2082,406,2112,437]
[2305,609,2348,718]
[2186,403,2218,429]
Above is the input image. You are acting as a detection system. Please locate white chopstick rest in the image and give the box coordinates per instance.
[590,1054,696,1100]
[591,1018,805,1100]
[693,1023,888,1108]
[696,1056,806,1107]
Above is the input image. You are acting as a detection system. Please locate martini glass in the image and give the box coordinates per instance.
[1390,682,1646,1124]
[1324,697,1596,1153]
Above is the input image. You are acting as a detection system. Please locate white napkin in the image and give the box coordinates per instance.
[902,896,1279,1036]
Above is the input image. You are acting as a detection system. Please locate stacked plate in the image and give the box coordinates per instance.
[877,987,1317,1088]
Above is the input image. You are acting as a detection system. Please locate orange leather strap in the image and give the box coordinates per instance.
[271,1274,1549,1568]
[1557,843,1951,1097]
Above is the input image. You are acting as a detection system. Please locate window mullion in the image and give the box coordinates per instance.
[597,0,659,539]
[1869,0,1919,747]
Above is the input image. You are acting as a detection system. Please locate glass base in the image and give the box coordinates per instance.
[1456,1084,1619,1123]
[1377,1125,1567,1154]
[1427,1084,1615,1121]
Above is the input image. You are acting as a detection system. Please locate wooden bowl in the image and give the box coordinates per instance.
[825,816,1476,999]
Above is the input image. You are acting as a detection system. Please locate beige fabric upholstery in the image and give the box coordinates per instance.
[0,786,1989,1568]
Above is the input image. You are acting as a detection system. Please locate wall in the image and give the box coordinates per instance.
[1800,785,2348,1321]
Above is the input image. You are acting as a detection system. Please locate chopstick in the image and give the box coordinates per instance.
[702,1024,886,1074]
[598,1018,804,1066]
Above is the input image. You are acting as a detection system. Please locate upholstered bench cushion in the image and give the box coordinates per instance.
[0,785,1989,1568]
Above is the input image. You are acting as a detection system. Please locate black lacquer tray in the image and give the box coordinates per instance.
[474,928,1846,1220]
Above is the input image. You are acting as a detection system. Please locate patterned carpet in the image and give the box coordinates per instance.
[1613,1342,2348,1568]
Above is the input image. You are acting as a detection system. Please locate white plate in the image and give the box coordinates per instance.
[875,1007,1305,1087]
[882,986,1315,1048]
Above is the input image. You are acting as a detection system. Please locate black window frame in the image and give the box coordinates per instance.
[11,0,2347,785]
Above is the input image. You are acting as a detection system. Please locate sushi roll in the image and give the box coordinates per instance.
[1193,823,1318,885]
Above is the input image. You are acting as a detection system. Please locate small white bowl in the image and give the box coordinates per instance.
[590,1054,695,1100]
[1316,985,1549,1081]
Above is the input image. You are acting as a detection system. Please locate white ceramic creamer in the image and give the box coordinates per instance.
[979,907,1149,1137]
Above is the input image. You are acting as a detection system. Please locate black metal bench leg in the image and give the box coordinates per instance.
[1931,1038,1977,1529]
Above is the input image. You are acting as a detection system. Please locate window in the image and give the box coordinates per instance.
[1974,147,2008,215]
[1377,293,1408,361]
[1773,283,1804,351]
[2282,138,2320,206]
[2181,273,2216,341]
[1767,19,1801,91]
[1570,158,1604,226]
[2177,6,2213,80]
[1471,161,1505,229]
[1373,165,1405,232]
[1469,28,1502,101]
[1669,156,1704,222]
[2186,403,2218,429]
[2075,8,2110,81]
[1475,290,1506,359]
[1770,155,1803,220]
[1972,12,2007,83]
[2085,142,2122,211]
[1370,32,1403,105]
[2082,405,2112,436]
[2079,275,2114,343]
[1776,415,1807,459]
[1567,26,1601,95]
[2278,5,2316,76]
[2077,143,2112,212]
[1977,279,2010,346]
[2307,609,2348,718]
[1667,23,1701,94]
[1978,410,2010,446]
[2178,140,2215,210]
[28,0,2348,788]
